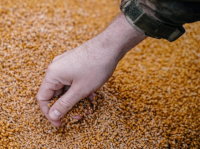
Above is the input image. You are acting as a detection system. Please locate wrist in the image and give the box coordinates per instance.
[82,13,146,67]
[97,13,146,60]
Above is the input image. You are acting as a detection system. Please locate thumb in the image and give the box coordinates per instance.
[49,84,84,122]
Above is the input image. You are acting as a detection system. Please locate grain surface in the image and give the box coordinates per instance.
[0,0,200,148]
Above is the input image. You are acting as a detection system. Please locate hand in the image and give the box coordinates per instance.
[37,13,146,127]
[37,38,119,127]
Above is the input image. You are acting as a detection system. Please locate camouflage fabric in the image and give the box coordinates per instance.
[120,0,200,41]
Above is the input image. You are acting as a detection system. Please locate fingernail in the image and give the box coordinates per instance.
[50,110,62,120]
[54,110,61,116]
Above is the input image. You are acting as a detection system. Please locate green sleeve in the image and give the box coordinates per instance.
[120,0,200,41]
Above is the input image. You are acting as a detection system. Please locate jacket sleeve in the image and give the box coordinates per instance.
[120,0,200,42]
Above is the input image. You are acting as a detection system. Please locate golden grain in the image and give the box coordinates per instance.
[0,0,200,148]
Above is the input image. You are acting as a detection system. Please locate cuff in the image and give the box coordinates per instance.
[120,0,185,42]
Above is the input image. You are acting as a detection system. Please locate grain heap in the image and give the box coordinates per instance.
[0,0,200,148]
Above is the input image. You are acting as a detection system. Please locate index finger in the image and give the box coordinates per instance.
[37,76,64,126]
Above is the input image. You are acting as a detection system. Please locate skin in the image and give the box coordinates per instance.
[37,13,146,127]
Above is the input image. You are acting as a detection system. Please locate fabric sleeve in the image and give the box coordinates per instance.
[120,0,200,42]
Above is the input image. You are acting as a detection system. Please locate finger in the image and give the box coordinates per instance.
[71,115,83,120]
[54,89,63,97]
[37,76,64,121]
[52,54,62,62]
[64,85,70,92]
[37,81,54,118]
[88,93,96,102]
[53,85,70,97]
[87,93,95,113]
[49,84,84,122]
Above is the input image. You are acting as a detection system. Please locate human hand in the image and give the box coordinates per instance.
[37,13,146,127]
[37,38,119,126]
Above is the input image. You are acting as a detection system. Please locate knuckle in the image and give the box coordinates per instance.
[52,57,57,62]
[45,64,57,78]
[36,93,42,101]
[52,56,59,62]
[46,64,54,73]
[36,94,46,105]
[58,98,73,111]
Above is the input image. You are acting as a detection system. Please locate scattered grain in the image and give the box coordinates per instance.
[0,0,200,148]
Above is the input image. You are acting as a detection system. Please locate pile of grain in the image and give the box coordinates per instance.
[0,0,200,148]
